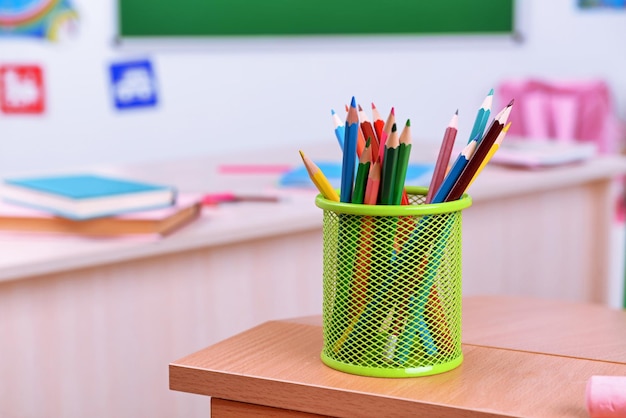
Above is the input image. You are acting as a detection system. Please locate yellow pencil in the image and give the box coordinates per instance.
[299,150,340,202]
[467,122,511,189]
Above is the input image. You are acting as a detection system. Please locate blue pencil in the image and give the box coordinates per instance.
[340,97,359,203]
[431,141,477,204]
[468,89,494,144]
[331,109,345,151]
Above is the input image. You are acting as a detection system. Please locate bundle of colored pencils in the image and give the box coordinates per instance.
[300,91,514,204]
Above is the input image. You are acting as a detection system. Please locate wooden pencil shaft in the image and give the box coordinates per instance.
[380,124,399,205]
[364,162,380,205]
[393,143,412,205]
[446,121,503,201]
[426,127,457,204]
[361,124,379,161]
[352,162,370,204]
[380,146,399,205]
[340,102,359,203]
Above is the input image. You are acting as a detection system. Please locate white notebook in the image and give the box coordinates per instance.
[490,137,597,168]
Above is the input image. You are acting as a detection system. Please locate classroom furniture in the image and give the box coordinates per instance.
[169,295,626,418]
[497,79,625,154]
[1,143,625,417]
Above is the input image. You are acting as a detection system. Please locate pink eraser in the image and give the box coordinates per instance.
[586,375,626,418]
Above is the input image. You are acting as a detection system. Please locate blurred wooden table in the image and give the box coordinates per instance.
[170,296,626,418]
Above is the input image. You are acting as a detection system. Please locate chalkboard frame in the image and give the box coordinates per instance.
[117,0,516,40]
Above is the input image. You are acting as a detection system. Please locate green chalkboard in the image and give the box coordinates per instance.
[118,0,515,38]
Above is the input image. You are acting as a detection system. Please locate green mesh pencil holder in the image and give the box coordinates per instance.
[315,186,472,378]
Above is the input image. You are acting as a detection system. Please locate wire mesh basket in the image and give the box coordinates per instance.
[315,186,472,377]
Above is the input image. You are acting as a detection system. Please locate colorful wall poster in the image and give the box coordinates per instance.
[578,0,626,8]
[0,0,78,41]
[0,64,45,114]
[109,59,159,111]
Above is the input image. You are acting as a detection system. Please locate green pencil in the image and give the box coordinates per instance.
[380,124,399,205]
[352,138,372,204]
[392,119,412,205]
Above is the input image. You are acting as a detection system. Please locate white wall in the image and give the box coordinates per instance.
[0,0,625,176]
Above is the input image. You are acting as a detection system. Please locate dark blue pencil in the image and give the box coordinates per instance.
[340,97,359,203]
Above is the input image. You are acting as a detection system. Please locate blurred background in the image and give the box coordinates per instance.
[1,0,626,417]
[0,0,624,176]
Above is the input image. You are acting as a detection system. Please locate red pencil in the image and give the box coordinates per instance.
[426,110,459,204]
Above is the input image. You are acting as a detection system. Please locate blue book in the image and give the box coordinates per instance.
[1,174,177,220]
[279,161,435,190]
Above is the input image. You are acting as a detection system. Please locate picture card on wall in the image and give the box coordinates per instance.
[0,64,45,114]
[0,0,79,41]
[109,59,158,110]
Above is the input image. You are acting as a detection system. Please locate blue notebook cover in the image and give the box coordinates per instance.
[279,161,435,189]
[2,174,176,220]
[5,174,170,199]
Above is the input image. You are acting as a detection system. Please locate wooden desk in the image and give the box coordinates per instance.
[1,143,625,417]
[170,296,626,418]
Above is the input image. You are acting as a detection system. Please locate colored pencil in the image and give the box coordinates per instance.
[426,110,458,204]
[395,216,455,362]
[379,123,400,205]
[352,138,372,204]
[340,97,359,203]
[467,122,511,189]
[201,193,281,205]
[347,104,366,157]
[358,105,380,162]
[332,213,374,354]
[364,161,381,205]
[430,140,477,204]
[217,164,292,174]
[378,107,395,164]
[468,89,494,144]
[331,109,345,151]
[371,102,385,153]
[392,119,412,205]
[299,150,340,202]
[446,99,514,202]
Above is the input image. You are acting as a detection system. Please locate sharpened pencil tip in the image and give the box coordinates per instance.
[406,119,411,127]
[358,104,363,111]
[350,96,356,107]
[455,109,459,115]
[331,109,336,115]
[507,98,515,106]
[391,107,395,115]
[391,123,397,132]
[371,102,376,109]
[488,88,494,96]
[299,150,305,160]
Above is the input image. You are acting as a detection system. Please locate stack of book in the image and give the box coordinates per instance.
[0,173,202,237]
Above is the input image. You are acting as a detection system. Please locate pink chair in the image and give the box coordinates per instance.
[497,79,625,154]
